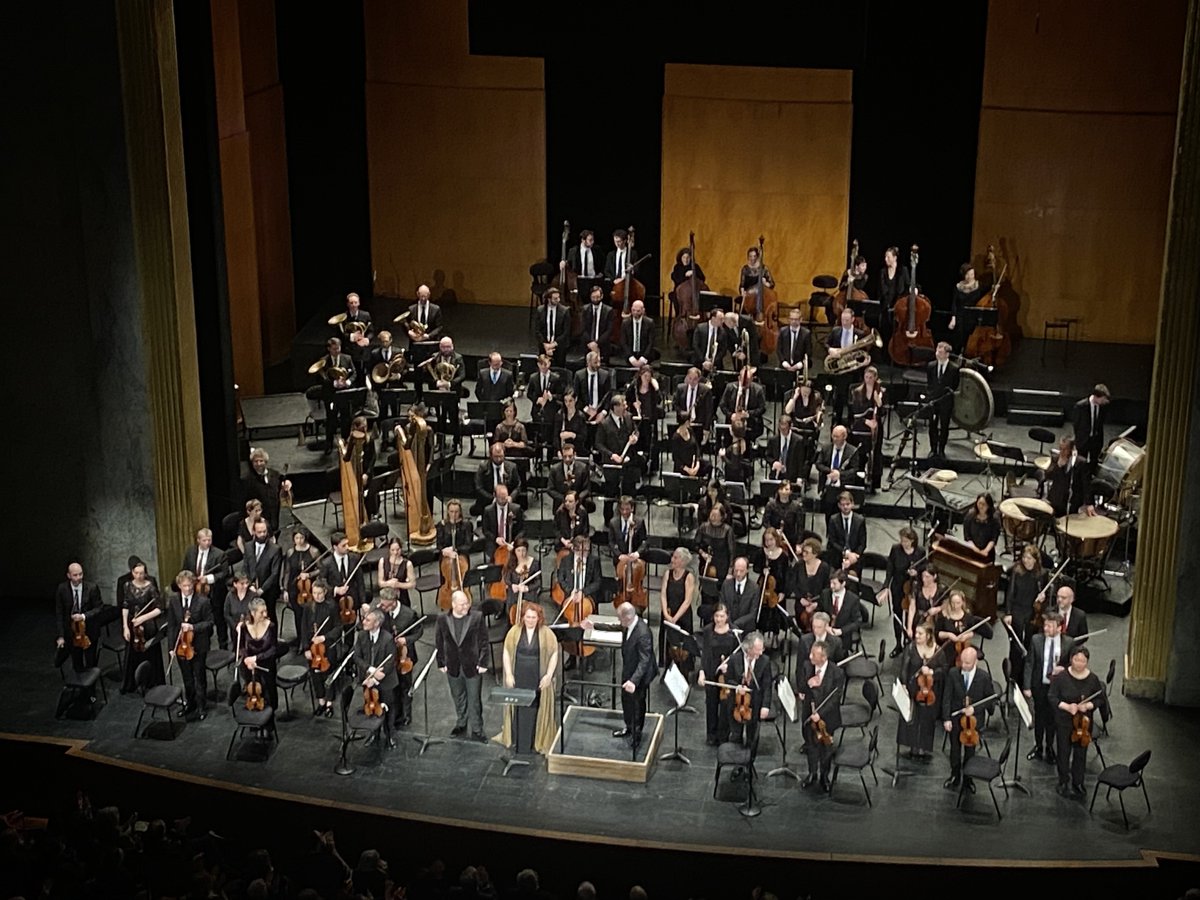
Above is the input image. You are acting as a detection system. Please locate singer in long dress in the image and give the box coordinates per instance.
[497,604,559,754]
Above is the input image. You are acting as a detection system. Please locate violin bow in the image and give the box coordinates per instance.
[1001,617,1028,656]
[951,692,1001,717]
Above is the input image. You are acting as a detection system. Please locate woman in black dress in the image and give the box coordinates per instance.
[301,579,343,718]
[236,499,264,555]
[503,538,541,624]
[720,421,754,487]
[626,365,661,472]
[1005,544,1047,687]
[659,547,697,675]
[948,263,982,353]
[695,503,735,590]
[877,246,910,346]
[848,366,886,493]
[377,537,415,608]
[738,245,774,296]
[500,604,559,755]
[494,401,527,452]
[236,597,278,711]
[791,537,831,631]
[697,481,727,524]
[670,416,709,480]
[1048,646,1110,797]
[554,389,590,455]
[554,490,591,554]
[695,604,740,746]
[670,247,706,288]
[897,621,946,759]
[962,493,1001,563]
[121,561,164,693]
[752,527,791,645]
[934,590,993,667]
[884,526,925,656]
[224,569,256,640]
[904,565,944,639]
[283,529,321,647]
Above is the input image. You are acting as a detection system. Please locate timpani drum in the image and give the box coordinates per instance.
[1055,513,1119,562]
[1096,438,1146,503]
[1000,497,1054,545]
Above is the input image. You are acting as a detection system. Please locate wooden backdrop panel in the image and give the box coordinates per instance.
[971,0,1185,345]
[364,0,544,306]
[661,65,851,313]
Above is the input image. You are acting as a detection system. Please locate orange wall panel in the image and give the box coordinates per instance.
[217,132,264,395]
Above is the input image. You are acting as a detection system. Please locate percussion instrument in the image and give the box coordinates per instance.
[928,469,958,484]
[1034,455,1052,472]
[1096,437,1146,505]
[1055,513,1119,562]
[952,368,994,433]
[999,497,1054,546]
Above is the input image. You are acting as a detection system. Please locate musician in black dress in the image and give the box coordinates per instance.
[696,605,740,746]
[897,622,947,759]
[904,565,944,639]
[553,389,591,456]
[877,246,910,347]
[719,420,754,487]
[738,245,774,296]
[962,493,1001,563]
[236,597,278,711]
[121,560,164,693]
[626,365,661,471]
[883,527,924,657]
[695,504,735,593]
[934,590,994,666]
[671,246,706,287]
[500,603,559,755]
[554,490,592,554]
[947,263,982,353]
[848,366,885,493]
[670,416,709,480]
[791,538,832,628]
[659,547,697,675]
[763,481,801,546]
[502,539,541,624]
[1004,545,1048,688]
[301,580,344,718]
[377,538,415,608]
[751,528,790,645]
[1048,646,1109,798]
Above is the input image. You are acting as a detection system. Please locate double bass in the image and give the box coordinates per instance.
[609,226,647,345]
[887,245,935,366]
[753,236,780,356]
[831,239,868,324]
[964,244,1013,368]
[550,220,581,339]
[671,231,708,351]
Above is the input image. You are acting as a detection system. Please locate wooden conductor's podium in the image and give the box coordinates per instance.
[930,536,1000,619]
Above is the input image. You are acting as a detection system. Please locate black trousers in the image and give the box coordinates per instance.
[803,722,836,777]
[929,401,952,456]
[706,686,730,743]
[1007,621,1030,691]
[178,651,207,711]
[890,585,908,646]
[622,683,648,736]
[1054,719,1090,787]
[395,671,413,722]
[947,727,977,779]
[1031,683,1055,751]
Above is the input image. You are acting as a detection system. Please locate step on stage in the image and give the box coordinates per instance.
[546,706,664,783]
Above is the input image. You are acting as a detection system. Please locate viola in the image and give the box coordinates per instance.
[1071,710,1092,748]
[196,574,211,597]
[916,668,936,706]
[958,710,980,747]
[397,637,414,676]
[733,687,753,724]
[438,547,470,610]
[758,570,780,609]
[132,623,147,654]
[71,617,91,650]
[244,675,265,712]
[177,609,196,661]
[309,639,330,672]
[338,592,357,625]
[698,548,718,580]
[814,717,835,746]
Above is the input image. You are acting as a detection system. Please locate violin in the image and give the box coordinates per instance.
[132,623,147,654]
[698,548,718,580]
[438,546,470,610]
[244,673,265,711]
[296,573,314,606]
[758,569,780,609]
[71,617,91,650]
[397,637,413,676]
[1071,709,1092,748]
[338,592,357,625]
[308,615,331,672]
[177,609,196,661]
[733,687,753,724]
[362,686,383,717]
[915,667,936,706]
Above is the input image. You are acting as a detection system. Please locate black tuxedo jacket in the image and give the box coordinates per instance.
[673,382,715,431]
[481,502,525,543]
[367,344,405,375]
[319,353,358,398]
[815,442,860,492]
[181,546,229,588]
[942,666,996,724]
[596,412,637,462]
[341,309,373,341]
[925,360,960,410]
[718,381,766,421]
[435,609,489,677]
[424,351,466,394]
[825,512,867,559]
[320,552,365,606]
[535,303,571,347]
[816,588,863,646]
[474,459,520,502]
[801,632,844,664]
[618,618,657,687]
[475,367,516,403]
[604,247,634,280]
[548,458,592,504]
[619,315,656,360]
[727,652,773,715]
[606,515,648,561]
[242,470,283,527]
[799,660,846,732]
[1024,633,1076,692]
[765,431,807,482]
[555,551,602,599]
[579,302,613,351]
[1045,459,1091,515]
[355,629,400,692]
[244,541,283,601]
[691,321,730,368]
[1059,607,1089,642]
[166,592,215,657]
[574,366,612,411]
[776,325,812,366]
[407,301,443,340]
[525,369,566,403]
[1069,398,1108,459]
[56,581,103,644]
[566,243,601,278]
[718,578,760,632]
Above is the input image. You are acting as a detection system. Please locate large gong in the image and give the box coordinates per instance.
[953,368,994,432]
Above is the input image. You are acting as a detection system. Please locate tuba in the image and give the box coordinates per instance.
[824,329,882,376]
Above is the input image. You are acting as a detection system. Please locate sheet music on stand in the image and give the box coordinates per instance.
[1012,685,1033,729]
[892,679,914,724]
[664,662,690,710]
[776,678,798,722]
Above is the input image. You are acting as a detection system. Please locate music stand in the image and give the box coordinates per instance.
[409,654,445,756]
[984,440,1027,494]
[849,298,882,329]
[1000,686,1034,796]
[487,684,537,776]
[660,629,700,766]
[550,624,585,751]
[758,366,795,414]
[882,678,915,786]
[698,291,733,315]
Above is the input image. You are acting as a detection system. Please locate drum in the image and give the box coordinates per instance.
[953,368,994,432]
[999,497,1053,545]
[1096,438,1146,502]
[930,469,958,484]
[1055,513,1119,561]
[1034,456,1052,472]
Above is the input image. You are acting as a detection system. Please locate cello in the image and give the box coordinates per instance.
[560,569,595,663]
[964,244,1013,368]
[887,245,935,366]
[609,226,647,345]
[671,231,707,352]
[613,517,649,612]
[438,548,470,610]
[831,239,868,324]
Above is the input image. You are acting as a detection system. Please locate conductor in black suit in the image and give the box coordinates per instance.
[435,590,490,741]
[1068,384,1111,470]
[55,562,104,671]
[166,571,215,719]
[355,607,400,748]
[476,353,516,403]
[585,601,658,748]
[798,641,845,790]
[925,341,960,459]
[942,646,995,789]
[536,288,571,367]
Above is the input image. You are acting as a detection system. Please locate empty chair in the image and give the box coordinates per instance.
[838,679,880,747]
[55,653,106,720]
[204,647,235,700]
[957,736,1012,820]
[831,725,879,806]
[133,660,183,739]
[276,663,313,719]
[843,639,886,700]
[1090,750,1151,830]
[713,737,761,817]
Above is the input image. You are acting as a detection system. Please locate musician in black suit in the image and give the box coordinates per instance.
[242,518,283,621]
[481,484,525,549]
[404,284,443,343]
[242,447,291,534]
[800,613,844,664]
[424,337,466,395]
[673,367,715,433]
[435,590,491,740]
[777,308,812,372]
[825,307,867,424]
[585,601,658,748]
[476,352,516,403]
[574,351,611,420]
[565,229,599,279]
[579,285,614,360]
[692,307,729,374]
[603,228,630,280]
[719,366,766,441]
[1068,384,1111,470]
[182,528,230,649]
[942,646,996,789]
[356,607,400,747]
[526,355,565,427]
[547,443,592,509]
[318,337,357,452]
[595,395,641,469]
[815,426,860,506]
[1022,612,1075,764]
[798,641,845,790]
[166,571,215,718]
[375,588,422,726]
[338,292,373,362]
[473,443,521,516]
[825,491,867,572]
[320,531,365,612]
[717,558,759,632]
[925,341,960,459]
[620,300,658,366]
[877,246,910,345]
[607,496,648,565]
[55,562,104,672]
[366,331,405,419]
[557,536,603,673]
[719,633,774,748]
[725,310,760,370]
[816,570,863,649]
[1043,436,1093,516]
[765,415,807,484]
[1055,584,1089,642]
[536,288,571,367]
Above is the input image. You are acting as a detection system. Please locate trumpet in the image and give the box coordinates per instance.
[371,356,409,384]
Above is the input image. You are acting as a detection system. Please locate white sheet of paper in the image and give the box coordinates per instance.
[664,662,690,709]
[1013,685,1033,729]
[777,677,798,722]
[892,679,914,724]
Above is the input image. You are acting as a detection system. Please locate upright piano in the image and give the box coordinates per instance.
[930,535,1000,620]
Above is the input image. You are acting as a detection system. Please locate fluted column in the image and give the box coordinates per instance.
[115,0,208,573]
[1126,0,1200,702]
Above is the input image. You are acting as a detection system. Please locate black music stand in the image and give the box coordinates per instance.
[660,628,702,766]
[984,440,1027,493]
[849,298,882,329]
[960,305,999,335]
[758,366,795,414]
[662,473,704,532]
[487,684,537,776]
[550,624,585,752]
[698,291,734,315]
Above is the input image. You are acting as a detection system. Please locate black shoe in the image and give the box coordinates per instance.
[585,658,595,674]
[324,705,334,718]
[889,646,904,659]
[820,778,832,794]
[1045,750,1057,765]
[1026,747,1043,761]
[470,733,487,744]
[612,728,631,739]
[965,779,976,794]
[802,773,819,788]
[564,657,577,671]
[364,734,379,747]
[944,776,961,789]
[705,737,719,747]
[197,709,207,722]
[386,737,398,750]
[628,732,642,749]
[313,705,325,718]
[399,715,412,726]
[1057,782,1072,798]
[1072,784,1086,798]
[451,724,467,737]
